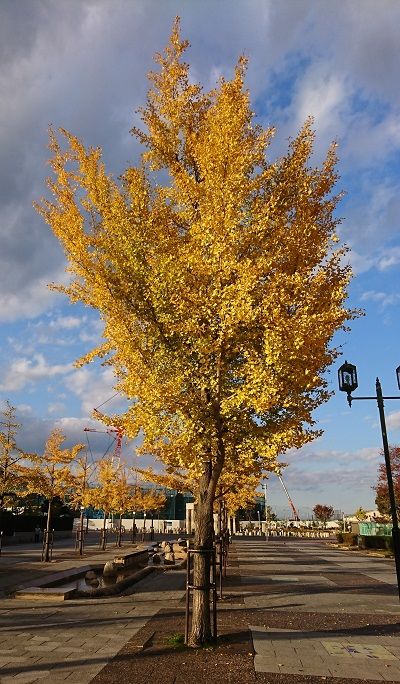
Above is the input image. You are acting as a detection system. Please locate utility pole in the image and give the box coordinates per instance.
[261,481,268,540]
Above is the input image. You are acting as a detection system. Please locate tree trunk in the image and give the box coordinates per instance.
[101,511,107,550]
[44,499,52,562]
[79,508,84,555]
[118,515,123,547]
[188,460,215,647]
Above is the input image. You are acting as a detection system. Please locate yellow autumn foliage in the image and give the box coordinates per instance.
[0,401,33,508]
[36,20,357,524]
[26,429,85,503]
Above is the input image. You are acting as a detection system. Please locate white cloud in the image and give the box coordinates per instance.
[16,403,34,416]
[386,411,400,432]
[341,180,400,263]
[378,247,400,271]
[49,316,82,330]
[344,113,400,168]
[361,290,400,308]
[20,311,102,348]
[0,353,72,392]
[344,249,375,275]
[0,275,62,323]
[284,443,379,468]
[47,401,66,415]
[64,366,124,418]
[293,66,348,144]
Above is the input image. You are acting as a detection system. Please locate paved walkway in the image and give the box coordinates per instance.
[1,537,400,682]
[236,539,400,680]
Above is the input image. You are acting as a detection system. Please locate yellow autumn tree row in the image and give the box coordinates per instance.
[0,403,167,556]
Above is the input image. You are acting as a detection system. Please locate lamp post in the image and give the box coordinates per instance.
[79,506,85,556]
[150,513,154,541]
[261,481,268,540]
[142,512,147,541]
[131,511,136,543]
[117,512,123,548]
[338,361,400,599]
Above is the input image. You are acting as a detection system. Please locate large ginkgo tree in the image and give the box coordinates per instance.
[36,20,356,645]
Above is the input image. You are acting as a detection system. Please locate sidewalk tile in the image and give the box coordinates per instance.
[329,663,386,680]
[254,655,280,672]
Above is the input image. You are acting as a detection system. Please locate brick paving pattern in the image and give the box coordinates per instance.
[1,536,400,682]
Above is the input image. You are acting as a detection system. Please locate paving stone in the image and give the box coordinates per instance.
[322,640,398,660]
[328,663,386,680]
[24,646,59,653]
[14,673,51,683]
[278,664,307,674]
[0,656,23,663]
[30,675,73,684]
[298,653,326,667]
[51,647,82,654]
[61,638,86,648]
[381,666,400,682]
[0,658,17,667]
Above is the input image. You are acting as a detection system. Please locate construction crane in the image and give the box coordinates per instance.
[84,409,123,466]
[277,473,300,521]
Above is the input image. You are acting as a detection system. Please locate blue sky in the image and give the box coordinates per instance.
[0,0,399,517]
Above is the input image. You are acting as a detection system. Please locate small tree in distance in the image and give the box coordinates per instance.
[374,445,400,517]
[354,506,367,521]
[90,458,119,550]
[26,429,85,561]
[313,504,334,528]
[36,20,357,645]
[0,401,32,520]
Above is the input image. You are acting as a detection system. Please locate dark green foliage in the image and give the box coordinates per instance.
[359,535,393,553]
[340,532,358,546]
[0,513,74,535]
[165,633,185,646]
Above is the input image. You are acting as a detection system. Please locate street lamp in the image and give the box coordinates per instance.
[338,361,400,599]
[337,360,358,403]
[131,511,136,543]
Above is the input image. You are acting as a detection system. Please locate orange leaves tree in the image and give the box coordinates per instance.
[26,429,85,561]
[0,401,32,516]
[374,445,400,517]
[313,504,334,527]
[36,21,356,643]
[90,458,120,550]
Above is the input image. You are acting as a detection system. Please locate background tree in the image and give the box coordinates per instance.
[313,504,334,527]
[90,458,120,550]
[354,506,367,521]
[37,21,356,644]
[374,445,400,517]
[131,486,167,538]
[68,453,97,554]
[0,401,32,523]
[26,429,85,561]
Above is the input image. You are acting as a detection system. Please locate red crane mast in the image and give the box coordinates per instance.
[277,474,300,521]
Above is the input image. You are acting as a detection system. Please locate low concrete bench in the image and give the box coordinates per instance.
[113,549,148,567]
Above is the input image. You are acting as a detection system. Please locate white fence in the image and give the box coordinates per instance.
[82,518,185,533]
